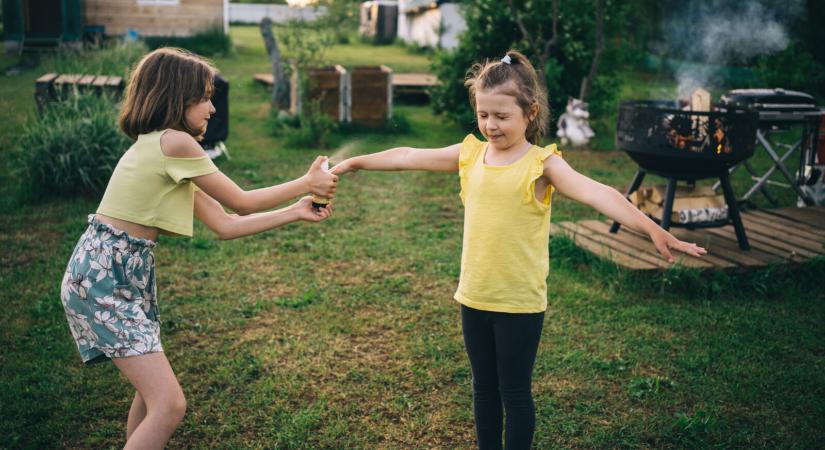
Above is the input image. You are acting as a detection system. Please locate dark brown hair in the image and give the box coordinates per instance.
[464,50,549,144]
[119,47,216,140]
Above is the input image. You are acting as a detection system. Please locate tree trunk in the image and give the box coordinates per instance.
[260,18,290,110]
[579,0,605,101]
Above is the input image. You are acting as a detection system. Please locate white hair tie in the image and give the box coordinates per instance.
[500,55,512,65]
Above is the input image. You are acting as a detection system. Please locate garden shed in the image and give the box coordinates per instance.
[2,0,83,52]
[3,0,229,52]
[396,0,464,50]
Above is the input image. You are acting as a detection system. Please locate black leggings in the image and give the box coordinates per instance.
[461,304,545,450]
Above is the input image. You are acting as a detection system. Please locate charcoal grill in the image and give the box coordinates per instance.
[715,88,823,206]
[609,100,759,250]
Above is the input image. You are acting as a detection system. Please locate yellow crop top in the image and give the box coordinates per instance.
[454,134,562,313]
[97,130,219,237]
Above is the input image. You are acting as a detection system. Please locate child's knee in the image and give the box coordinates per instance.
[156,392,187,423]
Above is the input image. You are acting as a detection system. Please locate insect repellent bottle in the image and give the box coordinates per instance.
[311,158,330,209]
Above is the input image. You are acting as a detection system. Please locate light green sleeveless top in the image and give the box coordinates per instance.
[97,130,218,237]
[454,134,562,313]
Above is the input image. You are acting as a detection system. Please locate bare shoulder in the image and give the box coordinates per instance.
[160,130,208,158]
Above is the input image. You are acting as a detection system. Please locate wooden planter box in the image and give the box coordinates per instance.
[348,65,393,127]
[290,65,348,123]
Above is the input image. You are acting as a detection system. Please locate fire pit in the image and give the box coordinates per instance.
[609,100,759,250]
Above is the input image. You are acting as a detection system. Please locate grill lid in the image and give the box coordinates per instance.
[720,88,817,112]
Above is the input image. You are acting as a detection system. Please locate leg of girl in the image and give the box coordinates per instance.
[462,305,504,450]
[493,309,544,450]
[113,352,187,449]
[126,391,147,439]
[462,305,545,450]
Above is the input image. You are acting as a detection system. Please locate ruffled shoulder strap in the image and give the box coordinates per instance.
[458,134,485,204]
[523,143,563,204]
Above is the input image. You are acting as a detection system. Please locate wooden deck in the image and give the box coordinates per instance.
[550,206,825,270]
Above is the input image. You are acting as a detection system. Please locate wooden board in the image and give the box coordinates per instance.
[583,220,729,268]
[253,73,274,86]
[551,223,658,270]
[392,73,437,87]
[746,210,825,239]
[550,206,825,270]
[766,206,825,229]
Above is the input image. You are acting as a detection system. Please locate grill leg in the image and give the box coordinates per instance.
[719,171,750,250]
[610,169,646,233]
[660,178,677,230]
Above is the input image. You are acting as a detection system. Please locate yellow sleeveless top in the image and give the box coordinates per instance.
[454,134,562,313]
[97,130,218,237]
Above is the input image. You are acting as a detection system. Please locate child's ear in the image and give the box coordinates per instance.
[528,103,539,122]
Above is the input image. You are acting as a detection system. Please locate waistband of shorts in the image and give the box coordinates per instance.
[87,214,157,248]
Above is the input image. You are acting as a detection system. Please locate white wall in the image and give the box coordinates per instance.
[438,3,465,50]
[228,3,326,24]
[396,1,465,50]
[406,8,440,48]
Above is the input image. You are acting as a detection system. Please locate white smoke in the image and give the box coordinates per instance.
[662,1,804,98]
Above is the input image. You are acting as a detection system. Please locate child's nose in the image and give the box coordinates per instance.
[209,100,216,114]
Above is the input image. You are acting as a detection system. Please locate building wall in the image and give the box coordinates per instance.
[84,0,226,37]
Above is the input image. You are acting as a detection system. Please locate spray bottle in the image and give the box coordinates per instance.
[311,157,330,210]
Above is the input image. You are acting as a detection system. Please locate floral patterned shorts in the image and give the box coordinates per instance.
[60,215,163,364]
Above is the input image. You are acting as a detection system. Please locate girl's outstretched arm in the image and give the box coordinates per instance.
[161,130,337,215]
[330,144,461,174]
[544,156,706,262]
[194,190,331,240]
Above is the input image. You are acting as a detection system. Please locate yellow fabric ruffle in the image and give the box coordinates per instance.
[523,143,562,204]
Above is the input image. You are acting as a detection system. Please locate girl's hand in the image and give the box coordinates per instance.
[649,227,707,263]
[291,196,333,222]
[305,156,338,197]
[330,158,358,175]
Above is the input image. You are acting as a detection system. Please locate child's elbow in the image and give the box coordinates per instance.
[232,202,255,216]
[212,217,240,240]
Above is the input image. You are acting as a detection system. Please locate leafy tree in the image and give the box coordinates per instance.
[431,0,654,135]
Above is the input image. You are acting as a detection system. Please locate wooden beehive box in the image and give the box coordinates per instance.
[290,65,348,123]
[348,65,393,127]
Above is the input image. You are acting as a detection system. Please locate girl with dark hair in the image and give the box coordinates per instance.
[332,50,706,449]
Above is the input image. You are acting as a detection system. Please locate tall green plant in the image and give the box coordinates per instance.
[14,91,131,199]
[42,42,146,76]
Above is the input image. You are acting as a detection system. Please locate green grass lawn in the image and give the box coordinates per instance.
[0,26,823,449]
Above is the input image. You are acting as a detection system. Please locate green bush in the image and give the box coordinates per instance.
[13,91,131,199]
[755,43,825,102]
[42,41,146,76]
[144,27,233,57]
[430,0,653,139]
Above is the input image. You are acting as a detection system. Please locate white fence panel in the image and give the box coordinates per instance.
[229,3,326,24]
